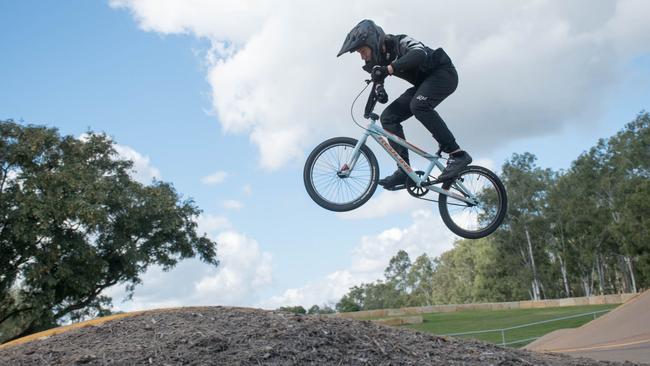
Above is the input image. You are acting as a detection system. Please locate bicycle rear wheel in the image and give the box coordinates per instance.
[438,165,507,239]
[304,137,379,212]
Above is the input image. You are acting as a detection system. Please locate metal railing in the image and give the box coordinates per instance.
[442,310,610,346]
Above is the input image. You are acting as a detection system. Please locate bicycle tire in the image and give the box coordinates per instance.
[304,137,379,212]
[438,165,507,239]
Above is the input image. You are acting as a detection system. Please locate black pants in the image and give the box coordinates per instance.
[380,67,460,165]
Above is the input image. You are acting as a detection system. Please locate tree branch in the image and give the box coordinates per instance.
[0,306,35,325]
[52,279,119,320]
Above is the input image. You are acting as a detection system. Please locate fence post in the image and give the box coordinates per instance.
[501,329,506,346]
[593,312,596,320]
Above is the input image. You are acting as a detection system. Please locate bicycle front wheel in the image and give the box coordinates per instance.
[438,165,507,239]
[304,137,379,212]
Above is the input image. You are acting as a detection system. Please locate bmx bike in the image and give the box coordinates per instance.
[303,80,507,239]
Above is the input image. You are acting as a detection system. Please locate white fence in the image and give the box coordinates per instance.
[442,310,611,346]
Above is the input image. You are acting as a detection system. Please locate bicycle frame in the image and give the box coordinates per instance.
[343,117,478,206]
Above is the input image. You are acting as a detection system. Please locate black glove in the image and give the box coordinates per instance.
[371,65,389,82]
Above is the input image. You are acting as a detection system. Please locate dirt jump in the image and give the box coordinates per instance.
[1,306,646,365]
[525,290,650,364]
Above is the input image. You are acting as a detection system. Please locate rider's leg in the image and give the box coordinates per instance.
[409,67,459,153]
[380,87,415,164]
[378,88,415,188]
[410,67,471,180]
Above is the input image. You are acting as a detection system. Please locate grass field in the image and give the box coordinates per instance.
[402,304,619,347]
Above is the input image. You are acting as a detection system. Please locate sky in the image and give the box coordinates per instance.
[1,0,649,311]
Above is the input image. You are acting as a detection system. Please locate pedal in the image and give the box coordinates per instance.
[381,184,407,191]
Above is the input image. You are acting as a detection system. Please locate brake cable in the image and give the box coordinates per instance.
[350,81,372,131]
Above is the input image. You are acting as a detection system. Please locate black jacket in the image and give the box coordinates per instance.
[362,34,454,85]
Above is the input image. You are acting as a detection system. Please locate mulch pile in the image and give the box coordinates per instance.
[0,306,643,365]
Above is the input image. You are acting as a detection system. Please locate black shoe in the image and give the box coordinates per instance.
[378,169,409,189]
[438,151,472,182]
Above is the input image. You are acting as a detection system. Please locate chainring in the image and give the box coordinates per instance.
[406,171,433,198]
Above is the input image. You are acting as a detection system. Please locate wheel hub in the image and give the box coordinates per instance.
[337,164,350,178]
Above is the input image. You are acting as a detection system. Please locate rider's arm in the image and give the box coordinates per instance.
[390,36,427,73]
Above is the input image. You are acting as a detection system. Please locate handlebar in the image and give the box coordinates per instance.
[363,80,388,120]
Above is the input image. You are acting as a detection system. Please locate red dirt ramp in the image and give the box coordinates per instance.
[525,290,650,364]
[0,306,642,365]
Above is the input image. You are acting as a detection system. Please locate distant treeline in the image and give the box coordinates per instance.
[330,112,649,313]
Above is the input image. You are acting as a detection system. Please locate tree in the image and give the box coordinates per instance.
[336,285,364,312]
[278,306,306,315]
[384,250,411,293]
[602,112,650,291]
[406,254,434,306]
[494,153,554,300]
[307,304,335,315]
[0,121,218,342]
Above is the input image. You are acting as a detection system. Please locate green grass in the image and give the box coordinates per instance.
[402,304,619,347]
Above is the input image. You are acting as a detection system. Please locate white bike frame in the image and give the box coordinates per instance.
[343,118,479,205]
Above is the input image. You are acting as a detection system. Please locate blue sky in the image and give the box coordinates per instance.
[2,0,649,310]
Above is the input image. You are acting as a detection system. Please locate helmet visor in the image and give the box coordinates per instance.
[337,34,366,57]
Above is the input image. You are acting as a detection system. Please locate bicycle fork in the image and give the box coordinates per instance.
[339,131,371,175]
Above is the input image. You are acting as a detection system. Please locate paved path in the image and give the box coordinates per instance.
[525,290,650,364]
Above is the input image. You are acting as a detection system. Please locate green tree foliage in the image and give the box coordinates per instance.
[335,285,364,312]
[406,254,434,306]
[278,306,307,315]
[601,112,650,290]
[494,153,554,300]
[0,121,218,342]
[306,304,335,315]
[430,238,524,304]
[384,249,411,293]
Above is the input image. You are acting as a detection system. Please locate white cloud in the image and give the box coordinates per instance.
[259,209,457,308]
[105,229,273,311]
[193,231,273,305]
[106,216,271,311]
[113,144,162,184]
[223,199,243,210]
[201,170,227,185]
[473,157,496,172]
[111,0,650,171]
[195,214,231,235]
[262,269,368,310]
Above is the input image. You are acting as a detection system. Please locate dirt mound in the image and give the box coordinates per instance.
[0,306,642,365]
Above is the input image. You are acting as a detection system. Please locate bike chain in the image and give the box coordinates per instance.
[407,175,472,206]
[415,195,439,204]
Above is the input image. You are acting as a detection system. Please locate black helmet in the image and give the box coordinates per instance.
[337,19,385,65]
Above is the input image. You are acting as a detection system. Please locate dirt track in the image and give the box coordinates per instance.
[0,306,644,365]
[525,290,650,363]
